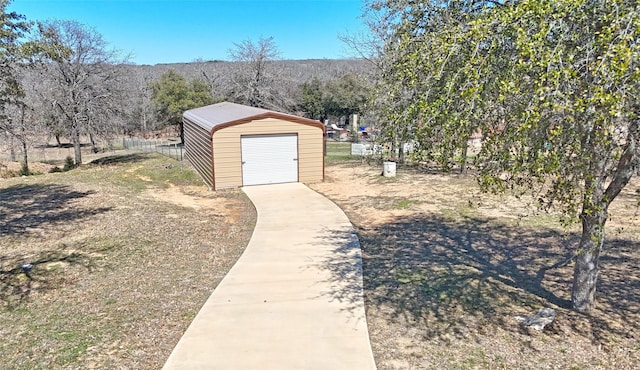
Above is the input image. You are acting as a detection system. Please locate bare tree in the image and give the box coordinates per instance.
[2,102,32,173]
[33,20,128,165]
[1,65,52,174]
[227,36,293,111]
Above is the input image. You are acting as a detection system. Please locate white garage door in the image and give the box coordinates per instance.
[241,134,298,186]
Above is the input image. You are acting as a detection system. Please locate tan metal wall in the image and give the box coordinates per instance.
[184,117,214,189]
[212,118,324,189]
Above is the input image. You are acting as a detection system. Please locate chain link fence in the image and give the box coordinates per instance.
[122,138,184,161]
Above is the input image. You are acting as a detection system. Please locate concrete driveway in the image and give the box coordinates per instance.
[163,183,376,369]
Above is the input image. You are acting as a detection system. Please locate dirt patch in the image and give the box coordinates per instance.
[146,184,225,210]
[311,161,640,370]
[145,184,245,226]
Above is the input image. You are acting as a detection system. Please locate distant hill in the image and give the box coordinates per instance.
[124,58,374,87]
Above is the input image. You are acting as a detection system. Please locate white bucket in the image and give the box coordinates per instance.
[383,161,396,177]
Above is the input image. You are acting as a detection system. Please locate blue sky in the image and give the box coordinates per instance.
[9,0,369,65]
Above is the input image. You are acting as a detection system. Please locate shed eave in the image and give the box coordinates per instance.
[183,111,217,133]
[211,112,325,134]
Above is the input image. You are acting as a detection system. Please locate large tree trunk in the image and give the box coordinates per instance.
[571,119,637,312]
[571,206,607,312]
[72,126,83,165]
[9,135,16,162]
[89,131,98,153]
[19,107,29,175]
[21,139,29,175]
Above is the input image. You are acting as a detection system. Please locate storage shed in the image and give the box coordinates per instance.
[183,102,325,190]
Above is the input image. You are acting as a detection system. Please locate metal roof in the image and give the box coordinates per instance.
[183,102,324,133]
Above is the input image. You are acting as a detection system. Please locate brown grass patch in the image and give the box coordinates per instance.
[311,161,640,370]
[0,152,255,368]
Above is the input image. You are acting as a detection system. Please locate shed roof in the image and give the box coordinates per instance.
[183,102,324,134]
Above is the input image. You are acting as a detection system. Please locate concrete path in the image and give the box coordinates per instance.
[163,183,376,369]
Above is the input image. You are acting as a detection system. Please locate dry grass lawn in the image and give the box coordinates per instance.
[311,160,640,370]
[0,152,255,368]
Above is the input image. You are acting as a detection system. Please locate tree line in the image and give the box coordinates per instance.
[0,2,374,171]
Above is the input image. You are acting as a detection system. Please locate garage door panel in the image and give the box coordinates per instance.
[241,135,298,186]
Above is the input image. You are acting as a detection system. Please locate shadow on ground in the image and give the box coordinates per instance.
[0,184,111,236]
[36,143,92,149]
[89,153,151,166]
[0,183,112,308]
[357,213,639,343]
[313,227,366,317]
[0,248,97,309]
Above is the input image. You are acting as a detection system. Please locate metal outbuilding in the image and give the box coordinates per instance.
[183,102,325,190]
